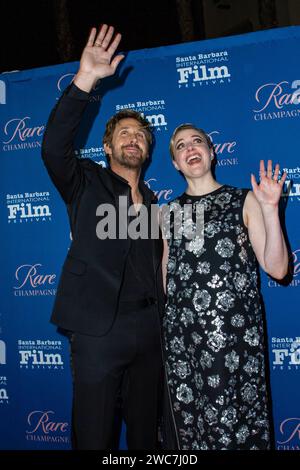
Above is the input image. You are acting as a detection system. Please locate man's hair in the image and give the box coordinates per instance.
[169,123,213,160]
[103,109,153,150]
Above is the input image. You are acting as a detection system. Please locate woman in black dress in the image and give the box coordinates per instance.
[162,124,288,450]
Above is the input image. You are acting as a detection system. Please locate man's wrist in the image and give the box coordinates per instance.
[73,71,99,93]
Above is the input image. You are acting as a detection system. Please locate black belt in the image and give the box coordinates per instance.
[118,297,157,313]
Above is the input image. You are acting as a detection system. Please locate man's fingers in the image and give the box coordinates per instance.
[111,54,125,72]
[95,24,108,46]
[108,33,122,56]
[92,25,121,57]
[87,27,97,47]
[101,25,115,50]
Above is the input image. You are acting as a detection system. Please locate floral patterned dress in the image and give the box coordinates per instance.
[163,185,271,450]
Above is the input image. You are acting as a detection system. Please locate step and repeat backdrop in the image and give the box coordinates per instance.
[0,26,299,450]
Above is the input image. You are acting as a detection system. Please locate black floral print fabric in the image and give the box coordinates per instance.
[163,185,271,450]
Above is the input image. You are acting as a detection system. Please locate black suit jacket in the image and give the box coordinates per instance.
[42,84,164,336]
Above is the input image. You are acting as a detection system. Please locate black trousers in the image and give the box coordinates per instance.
[69,303,163,450]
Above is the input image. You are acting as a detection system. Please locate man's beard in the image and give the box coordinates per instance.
[112,145,147,170]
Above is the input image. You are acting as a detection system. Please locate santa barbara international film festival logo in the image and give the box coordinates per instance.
[13,263,57,298]
[271,336,300,371]
[277,418,300,450]
[25,410,70,445]
[18,339,64,370]
[74,145,108,167]
[253,79,300,122]
[6,190,52,224]
[278,166,300,202]
[114,97,168,132]
[176,49,231,88]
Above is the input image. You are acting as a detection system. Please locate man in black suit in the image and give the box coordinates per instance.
[42,24,164,450]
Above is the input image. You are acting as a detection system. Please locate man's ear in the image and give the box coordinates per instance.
[104,143,112,156]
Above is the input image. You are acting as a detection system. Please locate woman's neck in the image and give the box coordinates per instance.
[185,174,221,196]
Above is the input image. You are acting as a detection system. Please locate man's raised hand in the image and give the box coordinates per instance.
[74,25,124,92]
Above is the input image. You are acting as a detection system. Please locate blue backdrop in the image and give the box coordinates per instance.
[1,26,299,450]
